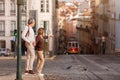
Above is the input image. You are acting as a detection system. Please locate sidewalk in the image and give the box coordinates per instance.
[0,55,72,80]
[0,55,56,80]
[0,74,44,80]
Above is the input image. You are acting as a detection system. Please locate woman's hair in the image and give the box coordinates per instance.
[28,18,34,25]
[37,28,44,35]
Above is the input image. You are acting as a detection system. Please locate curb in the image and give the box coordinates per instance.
[0,55,56,60]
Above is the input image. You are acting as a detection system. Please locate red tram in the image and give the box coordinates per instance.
[67,40,80,54]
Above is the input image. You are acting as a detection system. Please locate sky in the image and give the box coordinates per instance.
[59,0,84,2]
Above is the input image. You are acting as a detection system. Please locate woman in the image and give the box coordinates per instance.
[35,28,53,76]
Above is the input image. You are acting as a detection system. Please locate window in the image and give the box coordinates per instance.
[40,21,49,34]
[40,0,45,12]
[46,0,49,12]
[10,0,16,16]
[76,43,78,47]
[69,43,71,47]
[40,0,50,13]
[0,21,5,36]
[72,43,75,47]
[55,0,59,8]
[11,21,16,36]
[0,40,5,48]
[0,0,5,16]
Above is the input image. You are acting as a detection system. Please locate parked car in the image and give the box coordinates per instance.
[0,48,10,56]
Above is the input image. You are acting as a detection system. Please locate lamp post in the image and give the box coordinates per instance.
[16,0,26,80]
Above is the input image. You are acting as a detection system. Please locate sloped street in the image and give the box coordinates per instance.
[0,54,120,80]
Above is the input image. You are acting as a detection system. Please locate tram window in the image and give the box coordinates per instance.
[76,43,78,47]
[69,43,71,47]
[72,43,75,47]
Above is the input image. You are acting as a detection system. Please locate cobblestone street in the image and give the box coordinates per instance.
[0,55,120,80]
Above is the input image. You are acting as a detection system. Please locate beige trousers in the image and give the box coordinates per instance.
[25,42,35,70]
[36,50,45,73]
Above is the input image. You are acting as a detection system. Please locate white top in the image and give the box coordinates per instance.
[22,26,35,43]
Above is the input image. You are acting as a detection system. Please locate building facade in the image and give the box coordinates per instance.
[0,0,56,55]
[94,0,120,54]
[0,0,18,51]
[114,0,120,52]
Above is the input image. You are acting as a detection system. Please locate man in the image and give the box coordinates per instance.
[101,36,106,54]
[22,18,36,74]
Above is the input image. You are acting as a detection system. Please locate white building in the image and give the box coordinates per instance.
[97,0,120,53]
[0,0,56,54]
[114,0,120,52]
[0,0,17,51]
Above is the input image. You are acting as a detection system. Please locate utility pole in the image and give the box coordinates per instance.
[16,0,26,80]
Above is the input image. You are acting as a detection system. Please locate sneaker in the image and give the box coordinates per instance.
[24,70,29,74]
[38,73,44,77]
[29,70,35,74]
